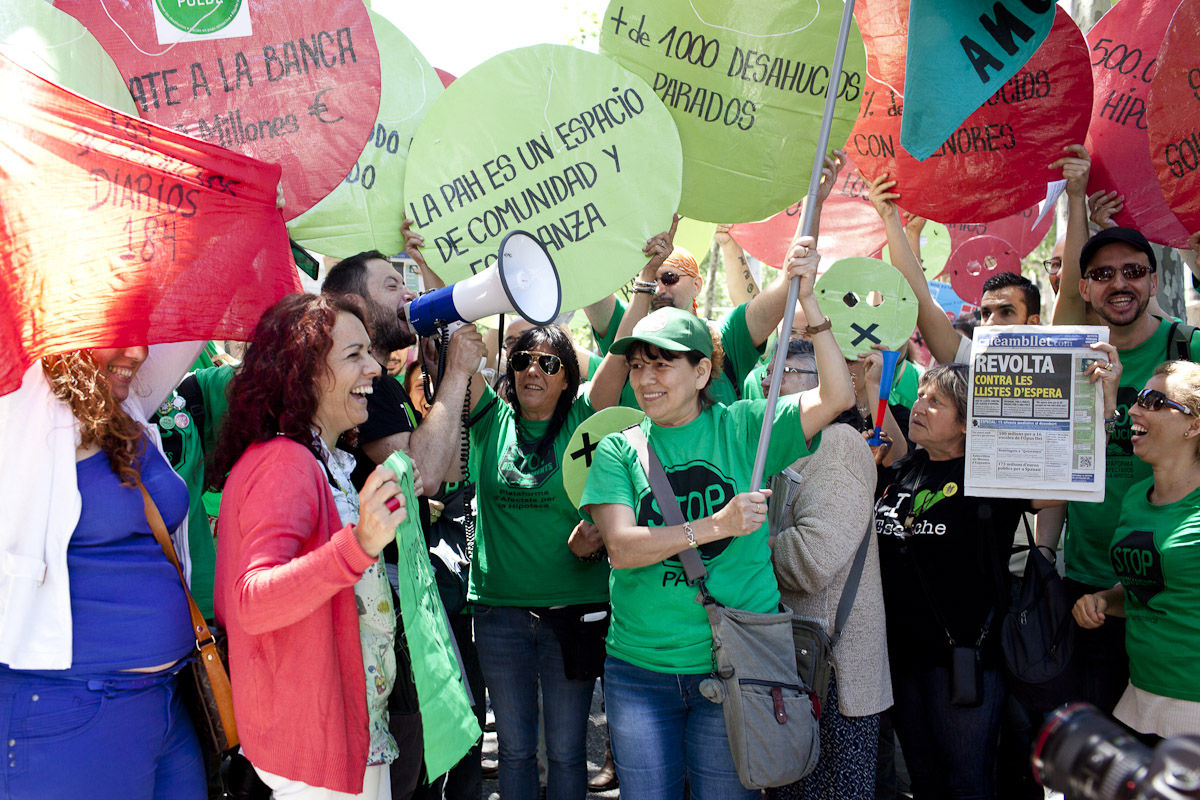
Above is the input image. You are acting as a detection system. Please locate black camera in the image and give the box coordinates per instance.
[1033,703,1200,800]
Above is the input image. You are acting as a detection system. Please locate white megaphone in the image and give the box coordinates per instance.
[404,230,563,338]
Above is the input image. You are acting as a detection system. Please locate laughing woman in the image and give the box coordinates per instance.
[581,237,855,800]
[1074,361,1200,740]
[212,294,408,799]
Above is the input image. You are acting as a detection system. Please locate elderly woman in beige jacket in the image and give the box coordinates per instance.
[764,339,894,800]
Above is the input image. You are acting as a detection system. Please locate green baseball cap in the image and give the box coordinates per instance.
[610,307,713,358]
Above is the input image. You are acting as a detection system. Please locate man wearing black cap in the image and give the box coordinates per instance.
[1047,226,1200,713]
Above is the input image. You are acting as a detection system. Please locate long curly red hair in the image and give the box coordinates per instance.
[41,351,145,486]
[207,293,367,491]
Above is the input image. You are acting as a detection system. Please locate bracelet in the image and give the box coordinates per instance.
[805,317,833,335]
[632,288,655,295]
[633,279,657,290]
[683,520,699,548]
[1104,410,1121,435]
[577,545,608,564]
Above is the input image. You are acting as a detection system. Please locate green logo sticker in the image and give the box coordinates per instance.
[154,0,243,36]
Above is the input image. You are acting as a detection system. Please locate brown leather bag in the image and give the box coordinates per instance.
[139,483,239,754]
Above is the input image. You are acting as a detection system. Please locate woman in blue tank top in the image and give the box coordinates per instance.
[0,347,204,800]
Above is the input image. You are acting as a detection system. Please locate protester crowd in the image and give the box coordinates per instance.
[5,97,1200,800]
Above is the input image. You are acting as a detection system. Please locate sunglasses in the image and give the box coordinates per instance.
[1084,263,1153,282]
[765,366,818,377]
[509,351,562,375]
[657,272,682,286]
[1136,388,1194,416]
[1043,258,1062,275]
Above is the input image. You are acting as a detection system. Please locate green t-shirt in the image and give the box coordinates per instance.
[467,383,609,606]
[152,364,234,618]
[580,395,816,674]
[1110,478,1200,701]
[594,298,765,407]
[1065,319,1200,587]
[890,358,921,410]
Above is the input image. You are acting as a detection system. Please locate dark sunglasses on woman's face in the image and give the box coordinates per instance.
[1084,263,1153,282]
[1136,388,1194,416]
[657,272,682,286]
[509,351,562,375]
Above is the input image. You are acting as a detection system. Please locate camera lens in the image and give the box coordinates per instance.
[1033,703,1152,800]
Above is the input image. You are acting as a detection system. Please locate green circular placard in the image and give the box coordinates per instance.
[563,406,647,508]
[600,0,866,224]
[404,44,683,312]
[153,0,242,35]
[0,0,138,115]
[673,216,716,263]
[288,11,442,258]
[883,220,951,282]
[813,257,919,360]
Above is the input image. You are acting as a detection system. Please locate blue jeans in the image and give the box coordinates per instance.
[890,664,1005,800]
[604,656,757,800]
[473,606,593,800]
[0,668,204,800]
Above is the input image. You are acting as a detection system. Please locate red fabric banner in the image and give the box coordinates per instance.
[850,3,1092,223]
[0,55,299,395]
[1147,0,1200,234]
[1085,0,1189,247]
[54,0,382,221]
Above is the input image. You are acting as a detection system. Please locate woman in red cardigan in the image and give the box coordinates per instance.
[211,293,408,799]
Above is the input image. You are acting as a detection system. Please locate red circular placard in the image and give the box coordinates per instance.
[944,235,1021,307]
[849,2,1092,223]
[729,153,889,269]
[54,0,381,220]
[1085,0,1189,247]
[1147,0,1200,234]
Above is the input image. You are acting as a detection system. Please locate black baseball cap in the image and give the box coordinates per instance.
[1080,227,1157,276]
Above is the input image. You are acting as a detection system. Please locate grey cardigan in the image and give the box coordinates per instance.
[769,423,892,717]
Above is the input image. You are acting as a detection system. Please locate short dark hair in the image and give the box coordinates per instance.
[981,271,1040,318]
[786,337,816,362]
[322,250,388,299]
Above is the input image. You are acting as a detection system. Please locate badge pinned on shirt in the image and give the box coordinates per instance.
[158,414,175,431]
[944,482,958,497]
[174,412,190,430]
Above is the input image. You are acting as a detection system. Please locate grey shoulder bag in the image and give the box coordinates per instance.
[621,425,820,790]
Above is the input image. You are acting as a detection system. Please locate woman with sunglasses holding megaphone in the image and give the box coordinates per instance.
[421,229,675,800]
[1073,360,1200,741]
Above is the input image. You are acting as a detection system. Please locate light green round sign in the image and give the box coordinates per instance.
[0,0,137,115]
[813,257,919,360]
[563,406,647,508]
[154,0,241,35]
[673,217,717,264]
[288,12,442,258]
[404,44,683,312]
[884,221,951,282]
[600,0,866,224]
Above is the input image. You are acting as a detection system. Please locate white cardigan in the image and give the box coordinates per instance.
[0,343,201,669]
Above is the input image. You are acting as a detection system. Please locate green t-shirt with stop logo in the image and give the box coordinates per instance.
[580,394,815,674]
[467,383,609,607]
[1110,478,1200,702]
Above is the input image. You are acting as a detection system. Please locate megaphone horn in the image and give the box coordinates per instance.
[404,230,563,338]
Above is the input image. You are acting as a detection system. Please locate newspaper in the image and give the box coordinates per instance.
[965,325,1108,502]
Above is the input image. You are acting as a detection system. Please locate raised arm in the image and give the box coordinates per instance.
[717,224,760,304]
[868,172,964,364]
[744,152,843,346]
[1050,144,1092,325]
[790,236,856,434]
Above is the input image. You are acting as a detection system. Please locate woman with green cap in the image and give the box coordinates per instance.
[580,236,855,799]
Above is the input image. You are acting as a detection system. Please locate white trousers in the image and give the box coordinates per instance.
[254,763,390,800]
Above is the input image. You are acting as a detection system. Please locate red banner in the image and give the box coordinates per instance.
[1085,0,1189,247]
[850,3,1092,223]
[0,55,298,395]
[1147,0,1200,234]
[729,153,889,269]
[54,0,381,221]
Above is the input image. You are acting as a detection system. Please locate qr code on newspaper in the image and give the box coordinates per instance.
[1078,455,1094,471]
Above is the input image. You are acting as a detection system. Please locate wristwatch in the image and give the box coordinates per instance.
[1104,410,1121,435]
[805,317,833,335]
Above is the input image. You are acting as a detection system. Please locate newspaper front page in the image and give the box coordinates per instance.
[966,325,1108,502]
